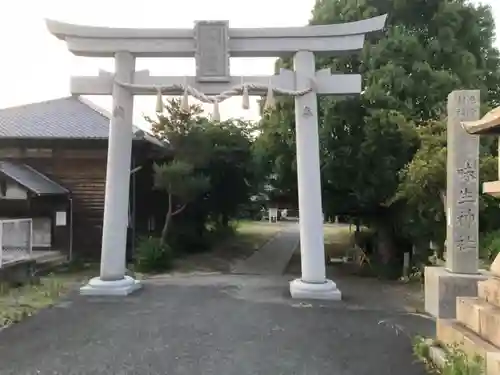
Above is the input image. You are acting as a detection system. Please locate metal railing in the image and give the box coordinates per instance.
[0,218,33,268]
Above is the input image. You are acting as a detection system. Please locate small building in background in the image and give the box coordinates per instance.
[0,96,167,263]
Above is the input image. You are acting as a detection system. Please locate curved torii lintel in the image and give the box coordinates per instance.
[46,15,387,40]
[45,15,388,58]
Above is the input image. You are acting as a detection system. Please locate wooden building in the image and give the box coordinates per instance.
[0,96,167,260]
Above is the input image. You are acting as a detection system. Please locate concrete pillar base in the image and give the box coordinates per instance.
[289,278,342,301]
[80,275,142,296]
[424,266,489,319]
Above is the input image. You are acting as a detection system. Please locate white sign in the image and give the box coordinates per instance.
[55,211,67,226]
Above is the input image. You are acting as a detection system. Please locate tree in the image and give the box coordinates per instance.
[254,0,500,272]
[253,90,299,208]
[153,160,209,244]
[200,119,256,227]
[147,98,257,248]
[393,119,500,253]
[146,99,212,245]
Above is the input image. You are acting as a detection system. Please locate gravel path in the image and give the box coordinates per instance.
[0,273,431,375]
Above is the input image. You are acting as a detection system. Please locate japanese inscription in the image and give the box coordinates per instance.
[194,21,230,82]
[303,106,313,118]
[457,160,477,183]
[455,234,477,252]
[113,105,124,119]
[457,186,474,205]
[446,90,480,273]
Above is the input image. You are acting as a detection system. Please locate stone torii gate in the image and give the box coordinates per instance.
[46,15,387,299]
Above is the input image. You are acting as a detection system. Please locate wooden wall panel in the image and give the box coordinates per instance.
[20,153,108,258]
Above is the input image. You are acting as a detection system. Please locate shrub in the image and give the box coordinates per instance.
[480,229,500,262]
[413,336,484,375]
[207,220,238,242]
[134,236,174,273]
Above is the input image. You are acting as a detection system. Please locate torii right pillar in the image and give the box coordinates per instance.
[289,50,341,300]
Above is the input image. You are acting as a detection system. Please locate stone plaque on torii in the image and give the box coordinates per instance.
[46,15,387,299]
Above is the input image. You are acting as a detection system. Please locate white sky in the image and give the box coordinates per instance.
[0,0,498,126]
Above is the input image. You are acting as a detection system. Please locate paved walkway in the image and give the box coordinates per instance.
[0,274,431,375]
[231,223,299,275]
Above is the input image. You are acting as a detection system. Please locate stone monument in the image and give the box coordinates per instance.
[46,16,387,299]
[430,103,500,374]
[425,90,488,318]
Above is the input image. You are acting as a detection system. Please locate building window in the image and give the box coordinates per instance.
[0,148,22,158]
[24,148,53,158]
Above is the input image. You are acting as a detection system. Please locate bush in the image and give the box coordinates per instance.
[134,236,174,273]
[207,220,238,241]
[480,229,500,262]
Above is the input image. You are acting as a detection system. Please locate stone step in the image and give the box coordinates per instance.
[457,297,500,347]
[437,319,500,374]
[479,278,500,309]
[492,257,500,278]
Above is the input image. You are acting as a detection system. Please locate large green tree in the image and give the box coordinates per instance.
[254,0,500,269]
[147,98,256,249]
[199,119,256,227]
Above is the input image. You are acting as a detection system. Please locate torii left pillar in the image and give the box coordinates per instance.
[80,52,142,295]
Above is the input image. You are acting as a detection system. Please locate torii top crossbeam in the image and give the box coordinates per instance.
[46,16,387,99]
[46,16,387,58]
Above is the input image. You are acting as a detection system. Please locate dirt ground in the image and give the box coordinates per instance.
[286,224,425,313]
[173,221,283,274]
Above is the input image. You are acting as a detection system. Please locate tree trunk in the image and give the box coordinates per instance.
[160,191,187,247]
[161,192,174,246]
[161,210,172,247]
[376,222,396,266]
[221,213,229,228]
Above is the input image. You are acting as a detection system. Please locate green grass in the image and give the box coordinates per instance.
[234,220,283,251]
[323,224,372,260]
[0,265,98,328]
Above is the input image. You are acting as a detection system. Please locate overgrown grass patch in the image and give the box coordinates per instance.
[324,224,355,259]
[0,265,98,328]
[413,336,485,374]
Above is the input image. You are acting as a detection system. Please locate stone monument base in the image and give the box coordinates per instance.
[425,266,489,319]
[289,279,342,300]
[80,275,142,296]
[434,276,500,374]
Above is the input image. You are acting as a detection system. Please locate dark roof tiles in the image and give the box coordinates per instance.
[0,96,165,147]
[0,161,68,195]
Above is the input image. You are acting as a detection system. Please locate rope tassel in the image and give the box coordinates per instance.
[155,89,164,113]
[212,101,220,121]
[264,84,275,111]
[241,84,250,110]
[180,85,190,113]
[113,78,315,115]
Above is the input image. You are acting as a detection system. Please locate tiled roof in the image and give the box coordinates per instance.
[0,161,69,195]
[0,96,165,146]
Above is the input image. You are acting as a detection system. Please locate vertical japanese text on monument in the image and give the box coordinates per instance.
[454,159,478,252]
[449,91,479,254]
[455,93,479,120]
